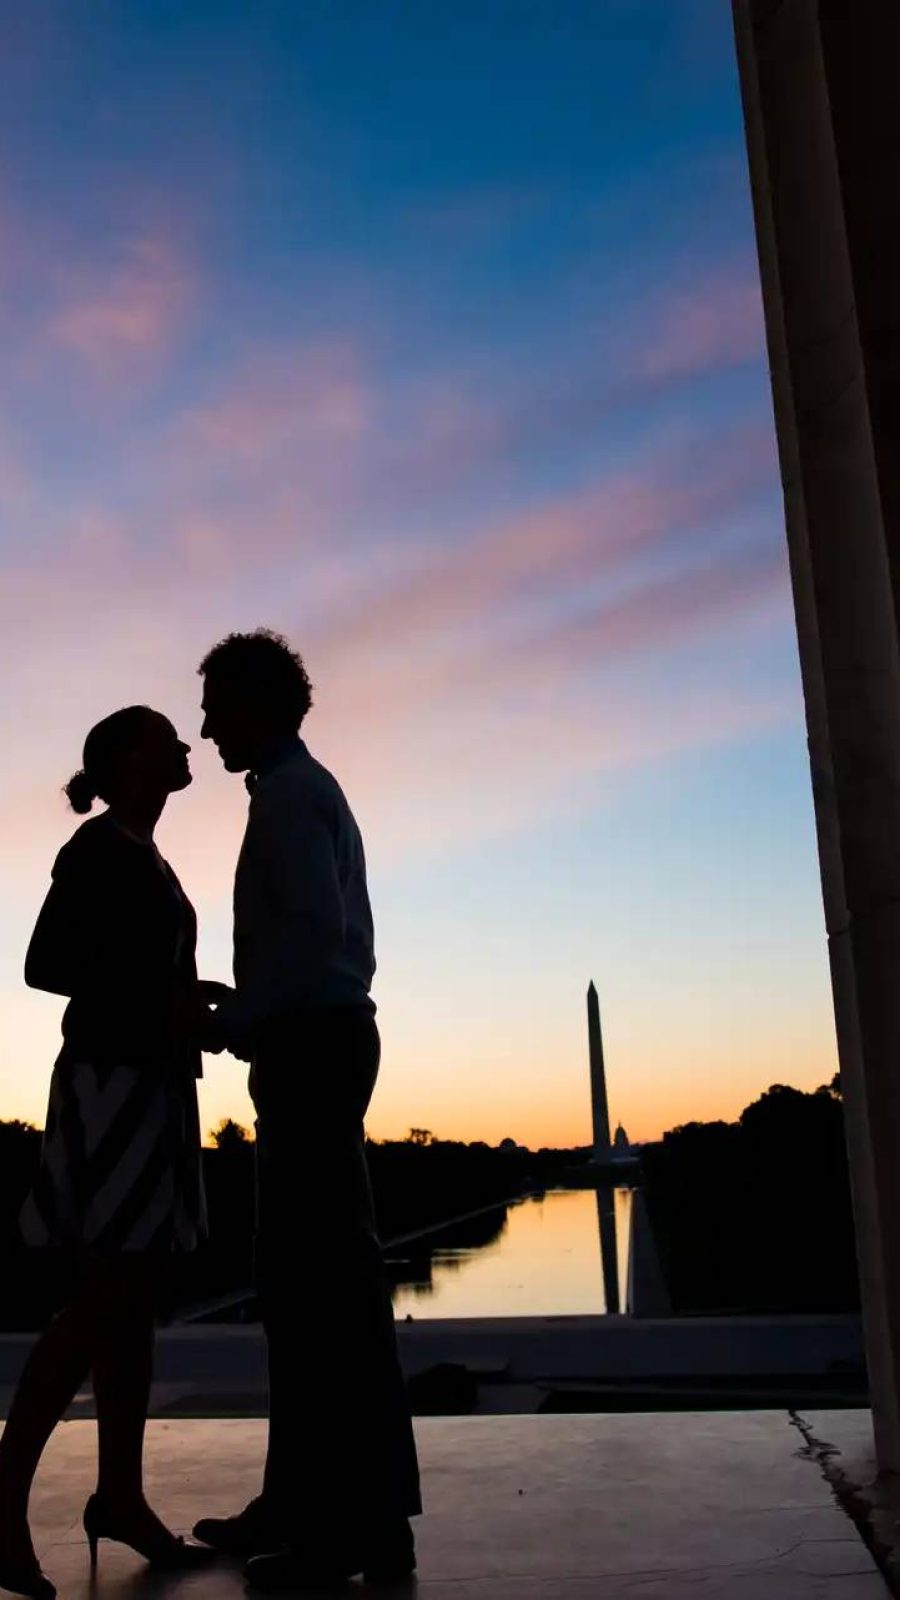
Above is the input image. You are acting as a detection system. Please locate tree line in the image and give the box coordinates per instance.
[0,1077,859,1327]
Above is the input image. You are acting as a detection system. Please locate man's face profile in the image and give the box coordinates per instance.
[200,678,258,773]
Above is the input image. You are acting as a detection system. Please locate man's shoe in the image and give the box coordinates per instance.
[241,1519,417,1589]
[362,1519,417,1583]
[193,1499,285,1558]
[242,1549,358,1592]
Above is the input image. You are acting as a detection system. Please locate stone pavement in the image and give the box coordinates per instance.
[18,1412,889,1599]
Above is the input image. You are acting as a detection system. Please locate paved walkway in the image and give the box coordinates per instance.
[19,1412,888,1599]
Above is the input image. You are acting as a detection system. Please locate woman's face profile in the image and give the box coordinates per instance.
[126,713,193,799]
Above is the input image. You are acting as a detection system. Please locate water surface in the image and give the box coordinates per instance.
[390,1187,633,1319]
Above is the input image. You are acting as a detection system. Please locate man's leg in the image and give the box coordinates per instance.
[192,1094,291,1556]
[252,1011,420,1566]
[260,1225,421,1532]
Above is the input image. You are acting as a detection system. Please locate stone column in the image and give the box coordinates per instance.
[732,0,900,1473]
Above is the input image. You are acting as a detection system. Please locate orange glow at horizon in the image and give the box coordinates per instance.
[3,971,839,1153]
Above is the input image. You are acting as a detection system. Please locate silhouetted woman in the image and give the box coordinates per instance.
[0,707,213,1600]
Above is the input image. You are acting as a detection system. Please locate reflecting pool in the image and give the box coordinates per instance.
[389,1187,633,1319]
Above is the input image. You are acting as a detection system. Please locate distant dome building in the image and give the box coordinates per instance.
[612,1124,632,1160]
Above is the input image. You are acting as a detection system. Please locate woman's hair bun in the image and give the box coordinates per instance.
[64,769,96,815]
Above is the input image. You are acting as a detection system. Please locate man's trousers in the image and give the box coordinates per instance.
[251,1006,421,1535]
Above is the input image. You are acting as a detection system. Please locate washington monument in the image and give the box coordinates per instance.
[587,980,612,1163]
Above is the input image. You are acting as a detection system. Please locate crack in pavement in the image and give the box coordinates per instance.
[790,1409,894,1595]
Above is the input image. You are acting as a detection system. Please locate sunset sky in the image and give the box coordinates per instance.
[0,2,837,1148]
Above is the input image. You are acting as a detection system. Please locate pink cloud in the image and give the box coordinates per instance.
[533,539,787,670]
[155,349,504,541]
[0,433,32,513]
[0,413,783,778]
[0,235,787,903]
[137,340,377,559]
[370,381,505,502]
[68,249,769,560]
[311,666,796,868]
[309,527,790,787]
[184,342,370,464]
[0,456,792,887]
[352,263,769,513]
[638,266,765,383]
[306,422,776,662]
[49,231,191,378]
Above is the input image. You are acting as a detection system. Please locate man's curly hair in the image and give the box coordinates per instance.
[199,629,314,728]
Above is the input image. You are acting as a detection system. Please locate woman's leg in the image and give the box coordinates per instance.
[0,1255,167,1563]
[0,1270,103,1560]
[91,1257,161,1520]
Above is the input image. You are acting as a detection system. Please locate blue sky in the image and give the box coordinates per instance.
[0,2,838,1144]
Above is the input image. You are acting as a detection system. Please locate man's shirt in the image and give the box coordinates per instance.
[216,739,376,1048]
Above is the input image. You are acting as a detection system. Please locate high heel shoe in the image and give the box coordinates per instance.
[83,1495,216,1572]
[0,1559,55,1600]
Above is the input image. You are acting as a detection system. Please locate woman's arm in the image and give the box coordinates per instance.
[24,830,165,1002]
[25,830,191,1069]
[24,849,94,996]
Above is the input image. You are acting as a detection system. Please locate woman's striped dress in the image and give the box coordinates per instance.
[21,820,207,1255]
[20,1054,205,1253]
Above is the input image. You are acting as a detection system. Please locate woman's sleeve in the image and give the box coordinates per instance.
[24,833,180,1075]
[24,844,97,996]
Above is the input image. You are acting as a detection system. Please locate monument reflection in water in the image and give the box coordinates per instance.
[389,983,654,1320]
[390,1188,634,1319]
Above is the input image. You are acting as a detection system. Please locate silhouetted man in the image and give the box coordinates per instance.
[192,629,421,1590]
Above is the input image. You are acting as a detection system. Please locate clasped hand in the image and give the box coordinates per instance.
[173,979,236,1054]
[196,978,235,1053]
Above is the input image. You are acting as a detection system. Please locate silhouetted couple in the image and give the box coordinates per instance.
[0,630,421,1599]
